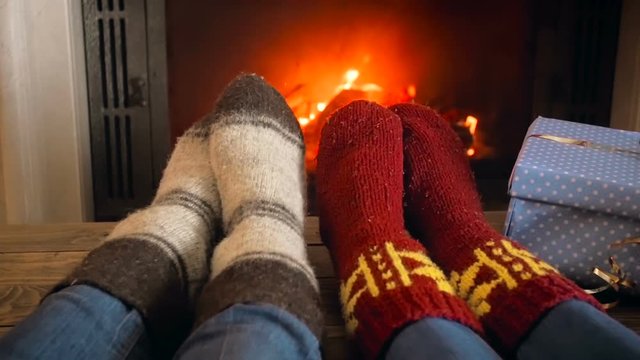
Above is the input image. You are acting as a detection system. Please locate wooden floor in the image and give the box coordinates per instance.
[0,212,638,359]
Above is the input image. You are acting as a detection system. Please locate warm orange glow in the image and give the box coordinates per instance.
[345,69,359,84]
[287,67,417,169]
[337,68,360,91]
[466,148,476,157]
[407,84,417,98]
[290,67,389,127]
[465,115,478,135]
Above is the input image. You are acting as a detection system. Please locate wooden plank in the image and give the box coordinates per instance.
[0,277,345,328]
[0,217,325,252]
[0,285,52,326]
[0,250,341,327]
[0,223,112,253]
[309,245,334,278]
[485,211,506,232]
[0,212,503,253]
[0,252,86,286]
[609,304,640,333]
[0,247,331,284]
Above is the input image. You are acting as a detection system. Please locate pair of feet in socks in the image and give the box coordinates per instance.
[316,100,601,358]
[57,75,598,358]
[56,74,323,353]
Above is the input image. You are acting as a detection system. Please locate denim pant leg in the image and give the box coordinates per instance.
[386,318,502,360]
[518,300,640,360]
[176,303,321,360]
[0,285,150,360]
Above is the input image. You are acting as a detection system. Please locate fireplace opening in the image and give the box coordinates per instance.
[166,0,621,213]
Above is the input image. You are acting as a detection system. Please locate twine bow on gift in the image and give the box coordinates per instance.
[529,134,640,156]
[585,236,640,309]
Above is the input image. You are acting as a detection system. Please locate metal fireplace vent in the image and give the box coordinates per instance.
[82,0,169,220]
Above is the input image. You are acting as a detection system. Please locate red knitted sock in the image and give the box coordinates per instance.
[391,103,602,352]
[317,101,482,359]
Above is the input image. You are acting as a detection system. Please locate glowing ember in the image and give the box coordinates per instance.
[462,115,479,157]
[288,68,408,127]
[341,69,360,90]
[407,84,417,98]
[465,115,478,135]
[288,66,481,162]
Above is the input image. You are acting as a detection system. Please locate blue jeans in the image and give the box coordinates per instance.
[0,285,319,360]
[0,285,150,360]
[1,285,639,359]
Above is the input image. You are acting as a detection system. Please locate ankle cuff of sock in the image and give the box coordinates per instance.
[195,258,324,339]
[48,239,192,352]
[349,276,483,359]
[482,274,602,352]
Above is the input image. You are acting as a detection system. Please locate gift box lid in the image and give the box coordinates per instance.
[508,116,640,220]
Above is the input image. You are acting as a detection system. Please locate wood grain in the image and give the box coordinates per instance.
[1,211,639,358]
[0,252,86,285]
[0,212,514,253]
[0,285,52,325]
[0,223,112,253]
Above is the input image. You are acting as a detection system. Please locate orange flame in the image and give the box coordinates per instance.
[463,115,479,157]
[291,68,388,128]
[465,115,478,135]
[407,84,417,98]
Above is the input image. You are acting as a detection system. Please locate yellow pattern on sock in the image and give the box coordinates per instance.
[450,239,559,317]
[340,242,453,334]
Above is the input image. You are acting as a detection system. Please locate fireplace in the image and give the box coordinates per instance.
[80,0,622,219]
[167,1,536,160]
[163,0,620,213]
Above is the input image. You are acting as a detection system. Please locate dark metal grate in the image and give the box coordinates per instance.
[83,0,167,220]
[95,2,132,200]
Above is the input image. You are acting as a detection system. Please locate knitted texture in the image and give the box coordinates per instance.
[392,103,602,352]
[196,74,323,338]
[317,101,483,359]
[52,117,222,353]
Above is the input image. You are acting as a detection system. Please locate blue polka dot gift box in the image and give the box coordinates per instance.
[504,116,640,294]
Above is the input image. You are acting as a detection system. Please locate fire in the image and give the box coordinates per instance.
[463,115,479,157]
[289,68,412,130]
[407,84,417,98]
[287,68,481,163]
[285,67,417,170]
[340,69,360,90]
[464,115,478,135]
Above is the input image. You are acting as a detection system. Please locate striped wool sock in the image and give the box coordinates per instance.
[52,119,222,350]
[391,103,602,353]
[316,101,483,359]
[194,74,323,338]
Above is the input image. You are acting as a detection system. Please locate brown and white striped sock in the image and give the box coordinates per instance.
[52,118,221,350]
[195,74,323,339]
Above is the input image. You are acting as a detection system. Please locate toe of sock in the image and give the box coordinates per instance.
[213,73,301,135]
[319,100,401,155]
[389,103,448,130]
